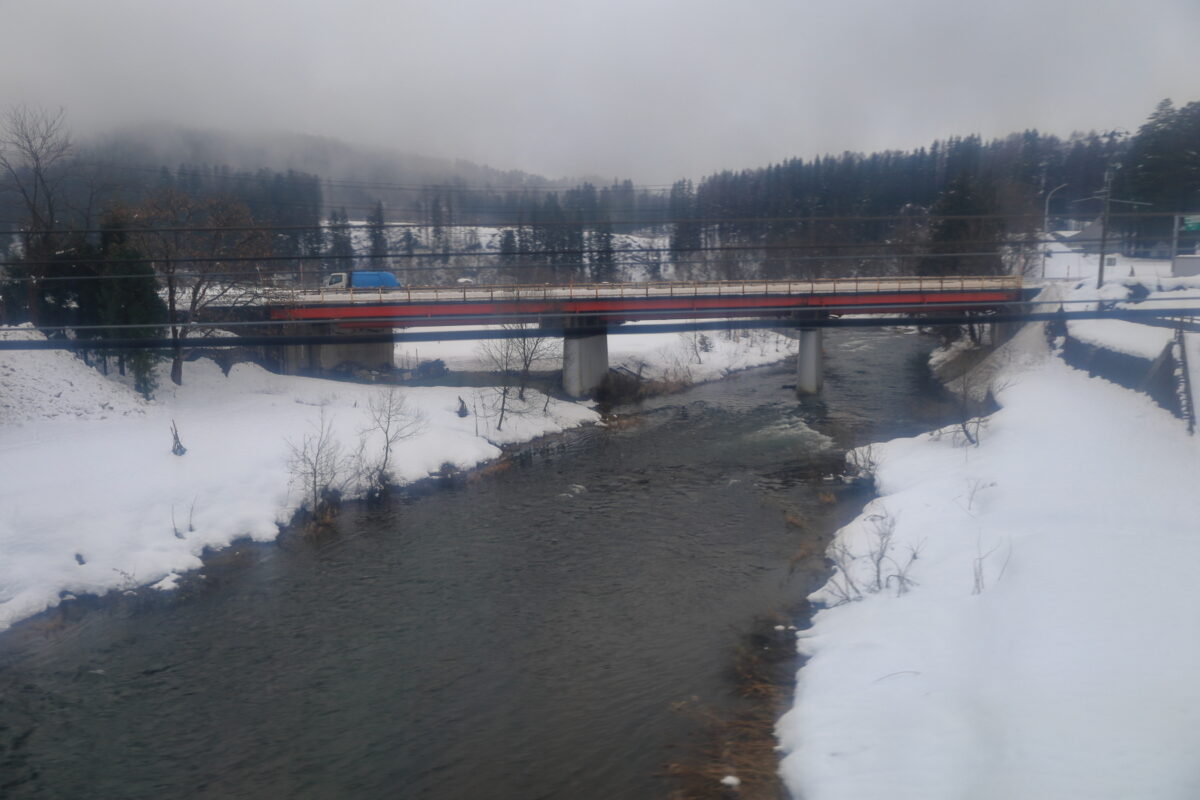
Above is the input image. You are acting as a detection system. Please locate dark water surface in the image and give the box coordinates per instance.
[0,329,951,799]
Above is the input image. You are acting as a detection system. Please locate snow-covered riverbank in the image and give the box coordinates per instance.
[777,318,1200,798]
[0,324,800,633]
[0,328,601,632]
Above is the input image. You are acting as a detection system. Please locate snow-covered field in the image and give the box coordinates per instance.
[0,327,598,632]
[777,313,1200,798]
[397,322,799,383]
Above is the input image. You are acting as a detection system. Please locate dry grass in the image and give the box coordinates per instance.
[665,617,801,799]
[600,412,644,431]
[469,457,514,481]
[595,371,694,407]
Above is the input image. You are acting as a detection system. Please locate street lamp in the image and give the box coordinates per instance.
[1042,183,1068,278]
[1044,183,1068,233]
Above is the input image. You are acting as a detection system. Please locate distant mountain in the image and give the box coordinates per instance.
[84,123,591,213]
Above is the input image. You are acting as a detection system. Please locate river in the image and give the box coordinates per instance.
[0,328,953,799]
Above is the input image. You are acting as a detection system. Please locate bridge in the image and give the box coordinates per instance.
[262,276,1026,396]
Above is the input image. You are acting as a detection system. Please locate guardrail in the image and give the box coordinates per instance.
[262,275,1024,306]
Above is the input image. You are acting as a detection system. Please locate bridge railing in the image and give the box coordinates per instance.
[261,275,1023,306]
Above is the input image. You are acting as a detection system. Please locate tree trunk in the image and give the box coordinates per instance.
[171,333,184,385]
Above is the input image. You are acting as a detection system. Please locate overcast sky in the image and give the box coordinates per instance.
[3,0,1198,183]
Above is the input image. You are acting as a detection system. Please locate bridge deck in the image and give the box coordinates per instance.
[265,276,1024,327]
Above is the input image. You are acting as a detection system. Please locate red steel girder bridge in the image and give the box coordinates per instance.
[260,276,1027,396]
[263,276,1026,328]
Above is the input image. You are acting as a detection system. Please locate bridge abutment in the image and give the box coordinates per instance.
[561,323,609,398]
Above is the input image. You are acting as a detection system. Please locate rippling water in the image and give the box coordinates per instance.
[0,329,952,799]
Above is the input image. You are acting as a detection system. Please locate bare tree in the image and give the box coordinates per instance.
[129,190,271,384]
[0,105,73,322]
[357,388,425,498]
[477,334,519,431]
[473,324,559,430]
[509,324,560,400]
[287,408,348,523]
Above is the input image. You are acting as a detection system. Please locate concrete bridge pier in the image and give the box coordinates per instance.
[562,322,609,398]
[795,327,824,395]
[279,323,394,374]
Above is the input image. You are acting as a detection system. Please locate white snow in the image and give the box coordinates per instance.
[0,330,598,632]
[1067,318,1173,359]
[396,322,800,383]
[777,318,1200,799]
[1,316,802,632]
[1055,278,1193,360]
[609,325,798,383]
[1039,236,1172,282]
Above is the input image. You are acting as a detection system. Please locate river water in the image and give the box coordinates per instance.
[0,328,952,799]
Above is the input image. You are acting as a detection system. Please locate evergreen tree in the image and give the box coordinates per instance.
[367,200,388,265]
[326,207,355,271]
[591,189,616,282]
[74,219,167,397]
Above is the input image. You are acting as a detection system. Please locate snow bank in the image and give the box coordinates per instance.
[0,333,598,631]
[778,322,1200,799]
[609,326,797,383]
[396,323,799,383]
[1066,318,1173,359]
[0,325,149,424]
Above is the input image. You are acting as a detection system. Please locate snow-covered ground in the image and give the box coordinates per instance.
[397,322,799,383]
[0,326,598,632]
[777,313,1200,798]
[1053,275,1200,360]
[0,321,801,633]
[1040,233,1173,282]
[347,222,670,283]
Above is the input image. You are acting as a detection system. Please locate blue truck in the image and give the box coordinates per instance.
[323,271,400,289]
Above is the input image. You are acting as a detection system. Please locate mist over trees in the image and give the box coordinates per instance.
[1,99,1198,364]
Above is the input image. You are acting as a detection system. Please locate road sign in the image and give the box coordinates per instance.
[1182,215,1200,232]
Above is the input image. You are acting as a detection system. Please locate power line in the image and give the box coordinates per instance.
[0,244,1038,275]
[12,295,1198,336]
[0,210,1185,237]
[3,307,1196,351]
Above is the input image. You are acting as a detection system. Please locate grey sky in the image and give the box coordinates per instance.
[4,0,1198,183]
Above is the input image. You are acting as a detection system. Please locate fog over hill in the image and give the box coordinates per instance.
[85,124,611,215]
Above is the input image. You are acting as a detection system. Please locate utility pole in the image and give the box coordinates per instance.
[1096,169,1112,289]
[1084,167,1150,288]
[1170,213,1180,272]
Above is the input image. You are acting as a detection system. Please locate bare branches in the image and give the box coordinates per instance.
[357,388,425,498]
[126,189,271,384]
[0,105,73,237]
[476,325,559,429]
[820,505,922,605]
[477,324,559,402]
[286,408,350,524]
[0,105,75,324]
